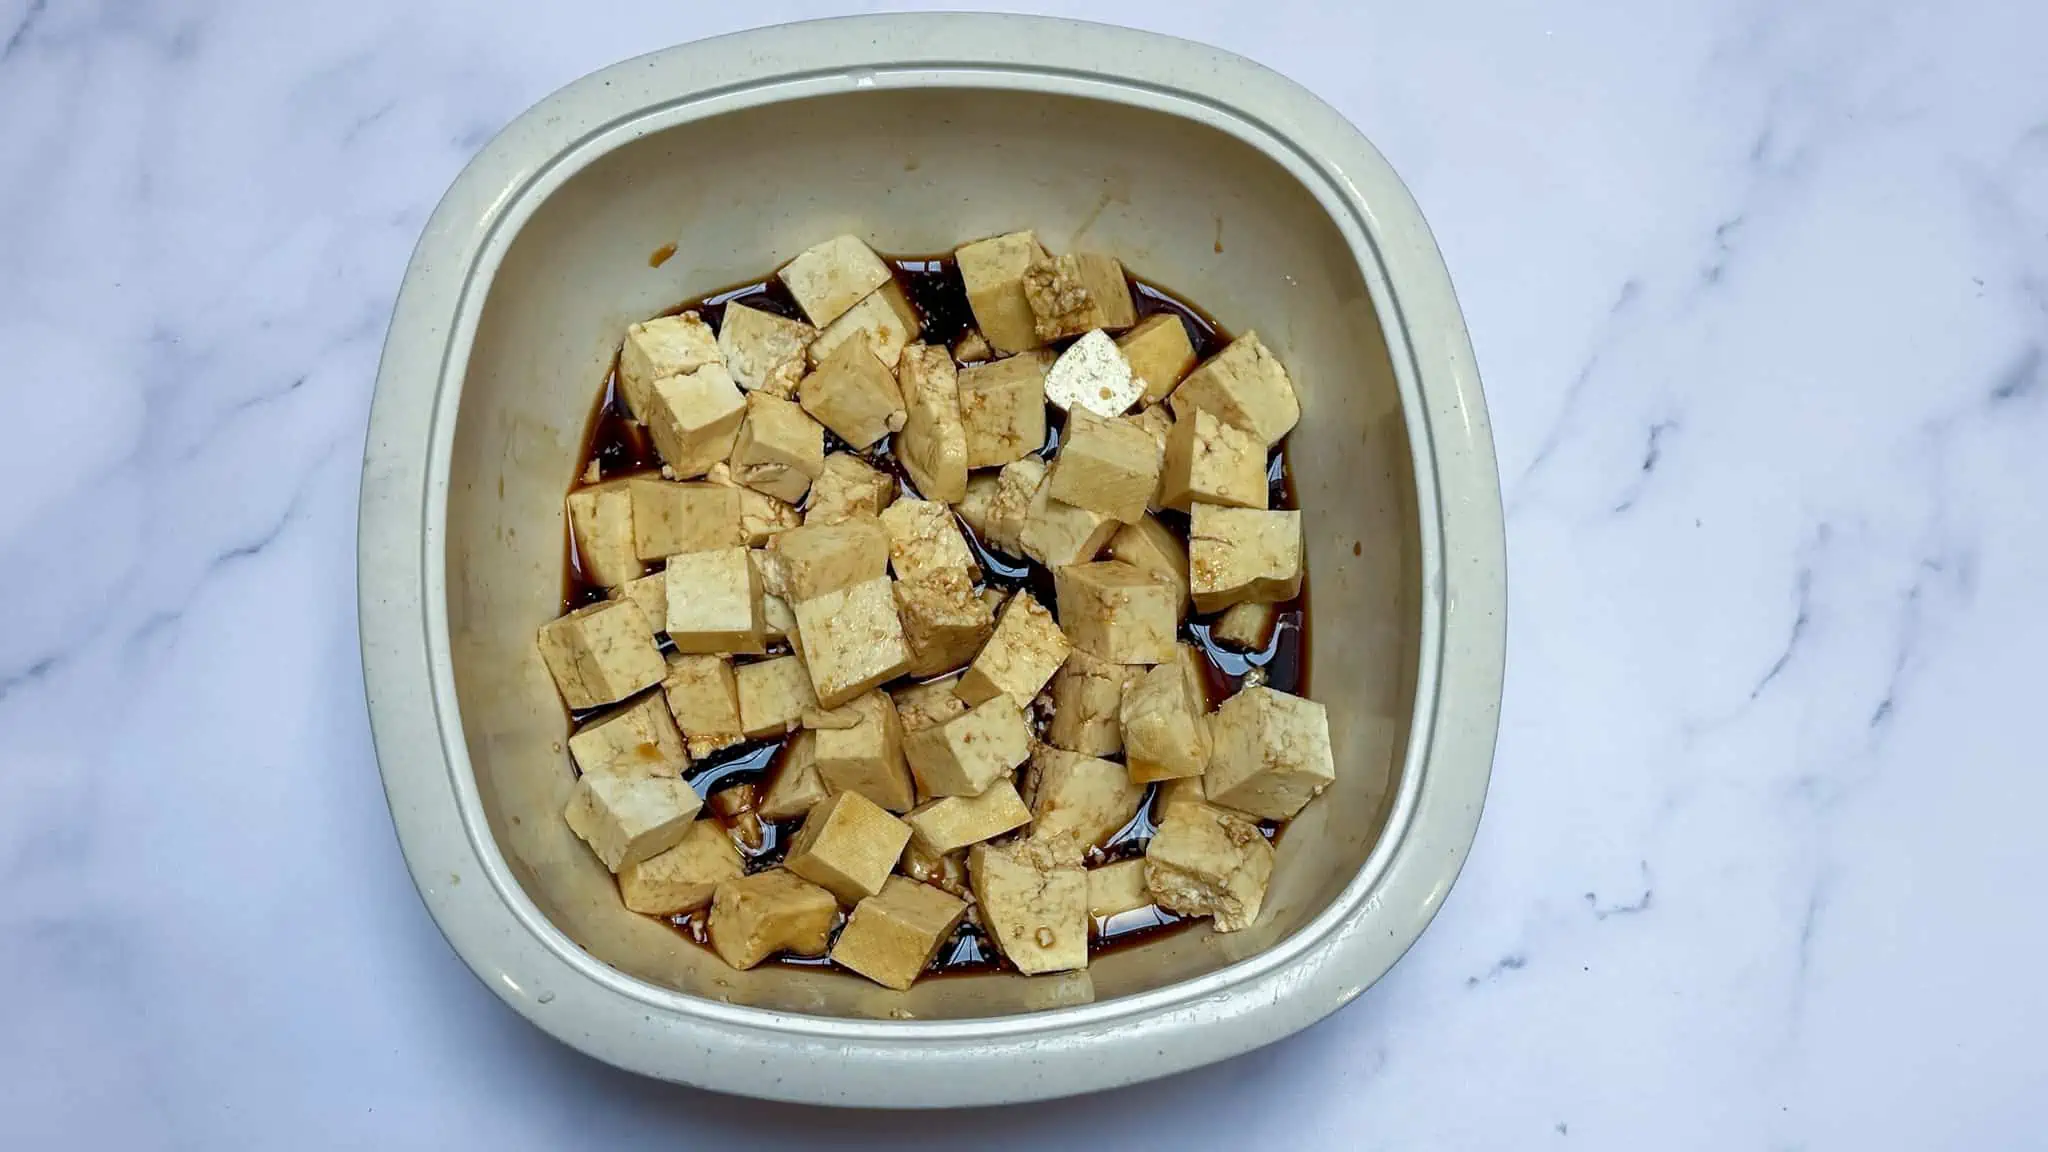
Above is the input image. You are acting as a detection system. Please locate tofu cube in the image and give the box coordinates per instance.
[564,771,703,872]
[831,876,969,990]
[1212,602,1278,651]
[749,550,797,643]
[1121,647,1213,782]
[1048,410,1163,524]
[957,590,1070,706]
[1160,407,1267,512]
[565,479,640,588]
[1130,404,1175,508]
[803,452,896,526]
[1028,745,1146,852]
[808,280,922,369]
[958,352,1051,468]
[894,568,996,679]
[1046,647,1138,756]
[1086,858,1153,919]
[1054,561,1179,665]
[905,778,1032,854]
[620,311,720,419]
[1204,686,1335,820]
[1168,330,1301,446]
[1117,313,1198,405]
[609,572,667,631]
[899,839,971,897]
[792,576,911,708]
[735,654,817,739]
[1144,804,1274,932]
[1108,515,1190,616]
[770,514,891,600]
[538,599,666,710]
[661,654,744,760]
[799,338,904,450]
[568,692,688,780]
[1044,329,1143,418]
[778,234,893,327]
[783,790,913,905]
[1018,478,1119,569]
[969,840,1088,974]
[1154,777,1210,822]
[952,327,995,364]
[728,392,825,505]
[880,497,977,581]
[705,463,804,544]
[956,230,1052,354]
[955,457,1044,557]
[716,301,814,398]
[1188,505,1303,613]
[758,729,831,821]
[891,675,969,734]
[895,344,968,502]
[630,478,744,560]
[645,362,748,479]
[707,869,839,969]
[1021,252,1138,342]
[808,690,915,813]
[617,819,744,915]
[904,695,1032,798]
[663,547,765,654]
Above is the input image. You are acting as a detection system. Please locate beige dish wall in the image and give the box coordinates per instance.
[444,88,1421,1020]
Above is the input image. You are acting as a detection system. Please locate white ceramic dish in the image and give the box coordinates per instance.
[359,13,1504,1106]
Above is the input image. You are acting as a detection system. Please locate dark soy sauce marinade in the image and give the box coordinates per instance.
[562,255,1309,976]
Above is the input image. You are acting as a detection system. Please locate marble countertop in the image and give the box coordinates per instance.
[5,0,2043,1146]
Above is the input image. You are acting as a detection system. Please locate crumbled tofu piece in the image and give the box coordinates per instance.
[900,839,971,897]
[661,654,745,760]
[569,692,688,780]
[906,779,1032,854]
[778,235,893,327]
[1160,407,1267,512]
[895,344,969,502]
[880,498,977,580]
[1021,252,1138,341]
[831,875,969,990]
[707,869,839,969]
[1204,686,1336,820]
[956,230,1052,354]
[538,600,666,710]
[894,568,996,679]
[1155,777,1209,822]
[1048,410,1163,524]
[1028,746,1146,852]
[728,392,825,505]
[716,301,814,398]
[958,352,1051,468]
[952,327,995,364]
[565,479,640,587]
[809,280,922,369]
[735,654,818,739]
[792,576,912,708]
[799,338,905,450]
[618,819,744,915]
[1086,859,1152,919]
[1212,601,1277,650]
[1046,647,1138,756]
[955,457,1045,556]
[1121,647,1213,782]
[770,514,891,600]
[1168,331,1301,446]
[1018,477,1119,569]
[807,690,915,813]
[630,477,744,560]
[1117,313,1198,405]
[1054,561,1178,665]
[803,452,895,525]
[663,547,766,655]
[565,771,703,872]
[784,790,913,904]
[957,591,1070,706]
[891,675,969,734]
[969,840,1088,974]
[748,550,797,643]
[1144,804,1273,932]
[904,695,1032,798]
[758,729,830,821]
[705,463,804,544]
[1108,515,1191,615]
[620,311,720,419]
[610,572,667,630]
[645,362,748,479]
[1188,505,1303,613]
[1044,329,1144,418]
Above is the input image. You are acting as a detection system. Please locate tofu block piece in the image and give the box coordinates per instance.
[784,790,913,905]
[894,568,996,679]
[569,692,688,780]
[1086,858,1152,918]
[956,230,1051,354]
[736,654,817,739]
[1108,515,1190,615]
[716,301,814,398]
[620,311,720,419]
[831,875,969,990]
[904,695,1032,798]
[706,463,803,544]
[1049,410,1163,525]
[1046,647,1138,756]
[803,452,896,526]
[969,840,1088,975]
[881,498,977,580]
[610,572,667,632]
[1155,776,1209,822]
[749,550,797,643]
[645,362,748,479]
[1044,329,1143,418]
[953,327,995,364]
[895,344,969,502]
[1028,746,1145,852]
[1188,505,1303,613]
[707,869,839,969]
[809,280,922,369]
[808,690,915,813]
[1117,313,1198,405]
[663,547,765,655]
[758,730,831,821]
[778,234,892,327]
[799,338,904,450]
[770,514,891,601]
[899,838,971,897]
[1205,686,1335,820]
[661,654,744,760]
[1121,647,1213,783]
[905,779,1032,854]
[1168,331,1301,446]
[1021,252,1138,341]
[957,591,1070,706]
[891,675,969,734]
[538,600,666,710]
[728,392,825,505]
[1054,561,1178,665]
[617,819,744,915]
[565,772,703,872]
[565,479,640,588]
[1130,404,1175,508]
[955,457,1045,557]
[630,477,744,560]
[1212,601,1277,651]
[1160,407,1267,512]
[958,352,1051,468]
[1144,804,1274,932]
[792,577,912,708]
[1019,478,1119,569]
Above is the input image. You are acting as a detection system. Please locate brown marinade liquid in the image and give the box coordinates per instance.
[562,256,1308,975]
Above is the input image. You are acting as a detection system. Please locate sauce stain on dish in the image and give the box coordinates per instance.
[648,243,677,268]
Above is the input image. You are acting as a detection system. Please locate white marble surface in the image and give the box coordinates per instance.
[3,0,2044,1146]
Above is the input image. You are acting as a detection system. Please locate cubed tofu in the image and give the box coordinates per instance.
[1108,515,1191,616]
[1018,478,1119,569]
[770,514,891,601]
[1054,561,1178,665]
[716,301,814,398]
[953,327,995,364]
[735,654,818,739]
[899,838,971,897]
[706,463,804,544]
[1144,804,1274,932]
[1159,407,1267,512]
[538,599,666,710]
[904,695,1032,798]
[565,772,703,872]
[1212,601,1277,651]
[956,230,1052,354]
[802,452,896,525]
[749,550,797,644]
[792,576,911,708]
[831,876,969,990]
[1204,686,1335,820]
[1021,252,1138,342]
[1047,410,1163,525]
[1046,647,1138,756]
[778,234,893,327]
[1168,331,1301,446]
[1121,647,1213,782]
[645,363,748,480]
[955,457,1044,557]
[1154,776,1210,822]
[957,591,1070,706]
[1086,858,1152,918]
[630,477,745,560]
[905,779,1032,854]
[783,790,913,904]
[809,280,922,369]
[1188,505,1303,613]
[958,352,1051,468]
[565,479,640,587]
[891,675,969,734]
[896,344,969,502]
[1043,329,1143,418]
[568,692,688,780]
[617,819,744,915]
[799,338,905,450]
[880,498,977,580]
[1117,313,1198,405]
[1130,404,1175,509]
[707,869,839,969]
[620,311,720,419]
[610,572,667,631]
[661,654,745,760]
[969,840,1088,974]
[728,392,825,505]
[758,729,830,821]
[894,568,996,679]
[663,547,765,654]
[808,690,915,813]
[1028,746,1145,852]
